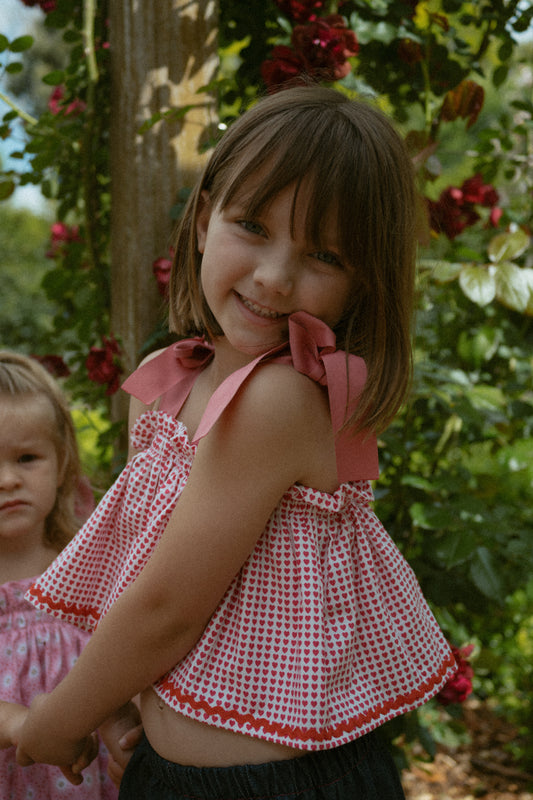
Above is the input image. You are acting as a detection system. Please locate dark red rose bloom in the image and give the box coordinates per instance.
[152,255,173,298]
[427,174,500,239]
[45,221,82,259]
[19,0,56,12]
[397,38,423,65]
[437,644,474,706]
[86,336,123,395]
[291,15,359,81]
[461,173,499,207]
[46,222,81,258]
[273,0,324,23]
[48,86,87,117]
[31,354,70,378]
[261,46,307,90]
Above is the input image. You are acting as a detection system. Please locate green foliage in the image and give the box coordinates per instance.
[1,0,532,769]
[0,204,56,348]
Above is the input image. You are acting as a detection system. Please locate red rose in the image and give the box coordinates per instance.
[427,175,500,239]
[31,354,70,378]
[261,46,307,90]
[292,16,359,81]
[20,0,56,11]
[398,38,423,65]
[273,0,324,23]
[48,86,86,117]
[46,221,82,258]
[152,255,173,298]
[85,336,123,395]
[437,644,474,706]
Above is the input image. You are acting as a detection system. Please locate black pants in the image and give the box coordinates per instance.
[119,731,406,799]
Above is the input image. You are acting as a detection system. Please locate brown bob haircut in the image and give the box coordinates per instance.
[0,350,82,551]
[170,85,417,434]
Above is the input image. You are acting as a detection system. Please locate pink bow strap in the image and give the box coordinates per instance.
[191,312,379,482]
[285,313,379,481]
[121,339,213,412]
[122,312,379,482]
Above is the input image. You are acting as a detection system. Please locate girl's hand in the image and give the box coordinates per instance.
[58,733,100,786]
[0,701,27,749]
[15,693,96,769]
[99,701,143,788]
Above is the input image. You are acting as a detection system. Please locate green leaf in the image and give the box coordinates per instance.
[435,530,478,568]
[428,260,463,283]
[523,269,533,316]
[42,69,65,86]
[8,35,34,53]
[464,384,506,411]
[488,229,530,263]
[495,262,530,313]
[469,546,504,601]
[459,264,496,306]
[0,34,9,52]
[0,180,16,200]
[409,502,456,530]
[5,62,23,75]
[493,65,508,87]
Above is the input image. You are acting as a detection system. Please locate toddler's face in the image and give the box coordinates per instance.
[0,395,61,545]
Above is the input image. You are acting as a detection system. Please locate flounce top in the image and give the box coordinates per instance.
[27,312,456,750]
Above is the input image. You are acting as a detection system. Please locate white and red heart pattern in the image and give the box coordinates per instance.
[27,409,456,751]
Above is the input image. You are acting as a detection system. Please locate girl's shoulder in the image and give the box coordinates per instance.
[209,361,337,493]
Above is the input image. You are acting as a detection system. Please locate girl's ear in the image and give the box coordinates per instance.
[196,190,212,254]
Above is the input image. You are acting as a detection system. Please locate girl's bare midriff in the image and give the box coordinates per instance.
[141,686,304,767]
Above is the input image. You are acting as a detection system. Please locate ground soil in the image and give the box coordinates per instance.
[402,701,533,800]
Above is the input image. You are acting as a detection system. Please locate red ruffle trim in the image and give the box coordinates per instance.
[155,651,457,747]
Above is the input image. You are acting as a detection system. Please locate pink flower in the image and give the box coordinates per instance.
[85,336,123,395]
[152,253,174,298]
[45,221,82,259]
[437,644,474,706]
[48,86,86,117]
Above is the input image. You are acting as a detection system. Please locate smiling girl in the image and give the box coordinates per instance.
[13,87,455,799]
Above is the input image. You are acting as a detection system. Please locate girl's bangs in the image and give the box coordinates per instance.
[214,117,361,266]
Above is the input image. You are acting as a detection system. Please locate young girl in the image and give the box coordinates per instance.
[0,351,119,798]
[13,86,456,798]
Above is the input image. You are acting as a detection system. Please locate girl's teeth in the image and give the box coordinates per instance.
[241,296,283,319]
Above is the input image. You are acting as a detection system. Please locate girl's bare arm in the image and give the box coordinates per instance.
[16,365,334,767]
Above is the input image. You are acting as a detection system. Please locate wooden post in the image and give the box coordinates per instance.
[109,0,218,427]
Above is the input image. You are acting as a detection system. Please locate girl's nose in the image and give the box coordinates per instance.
[253,250,295,295]
[0,463,21,490]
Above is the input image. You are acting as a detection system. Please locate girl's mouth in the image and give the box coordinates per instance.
[0,500,26,512]
[237,293,286,320]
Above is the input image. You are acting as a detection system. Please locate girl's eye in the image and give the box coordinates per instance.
[18,453,38,464]
[239,219,264,236]
[313,250,343,269]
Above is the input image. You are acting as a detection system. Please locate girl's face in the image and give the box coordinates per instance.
[196,179,355,360]
[0,395,62,547]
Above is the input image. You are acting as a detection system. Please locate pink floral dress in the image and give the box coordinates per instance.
[0,576,117,799]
